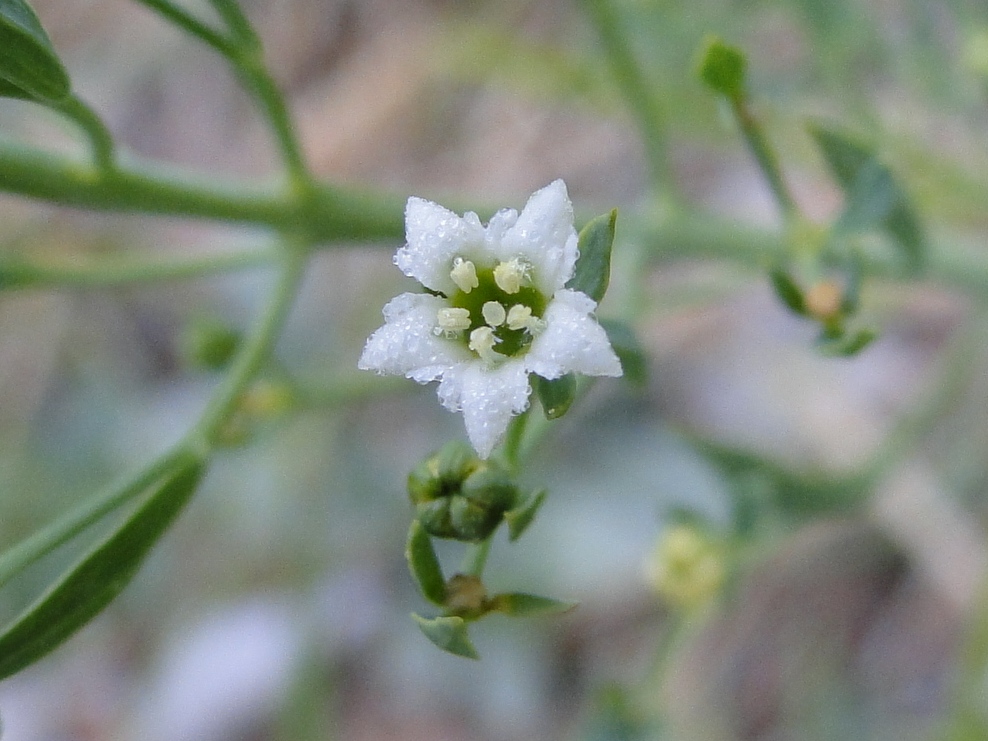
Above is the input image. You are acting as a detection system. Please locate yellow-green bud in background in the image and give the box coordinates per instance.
[408,441,519,542]
[645,524,725,610]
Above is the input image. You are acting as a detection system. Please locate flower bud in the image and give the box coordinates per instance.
[408,441,519,542]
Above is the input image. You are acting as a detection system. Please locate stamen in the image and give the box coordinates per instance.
[493,258,526,294]
[481,301,506,327]
[506,304,544,333]
[450,258,479,293]
[436,307,471,334]
[469,326,501,363]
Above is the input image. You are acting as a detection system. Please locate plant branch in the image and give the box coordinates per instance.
[578,0,674,203]
[0,142,404,242]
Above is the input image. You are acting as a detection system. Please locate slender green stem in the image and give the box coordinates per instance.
[460,538,493,578]
[0,447,195,589]
[731,98,798,220]
[0,142,404,242]
[578,0,674,203]
[233,59,312,192]
[131,0,237,57]
[207,0,260,48]
[49,95,116,172]
[0,247,277,289]
[192,244,309,447]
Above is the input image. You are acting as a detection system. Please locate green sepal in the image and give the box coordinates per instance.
[817,327,877,357]
[411,613,479,660]
[0,0,70,102]
[598,318,648,387]
[405,520,446,605]
[487,592,577,617]
[769,269,808,316]
[809,124,925,272]
[697,35,747,100]
[568,209,617,303]
[0,454,205,680]
[534,373,577,420]
[504,489,546,542]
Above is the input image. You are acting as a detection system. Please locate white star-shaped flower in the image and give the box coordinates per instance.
[358,180,622,458]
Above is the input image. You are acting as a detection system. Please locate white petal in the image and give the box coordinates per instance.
[526,289,623,379]
[358,293,470,381]
[437,360,531,458]
[484,208,518,248]
[497,180,579,295]
[396,197,486,294]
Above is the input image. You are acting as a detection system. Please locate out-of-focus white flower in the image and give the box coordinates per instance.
[358,180,621,458]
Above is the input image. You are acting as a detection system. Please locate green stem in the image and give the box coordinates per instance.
[131,0,236,56]
[731,97,798,220]
[207,0,260,48]
[49,95,116,172]
[191,244,309,446]
[0,447,195,589]
[0,247,277,289]
[233,58,312,192]
[460,538,493,578]
[578,0,674,203]
[0,142,404,242]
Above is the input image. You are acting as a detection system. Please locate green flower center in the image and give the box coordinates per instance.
[439,259,547,361]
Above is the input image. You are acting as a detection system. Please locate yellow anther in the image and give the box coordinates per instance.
[436,307,471,333]
[482,301,506,327]
[468,326,501,363]
[450,258,479,293]
[493,258,526,294]
[506,304,543,333]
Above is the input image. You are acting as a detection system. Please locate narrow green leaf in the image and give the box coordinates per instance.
[488,592,577,617]
[567,209,617,303]
[534,373,576,420]
[0,456,205,680]
[504,489,546,542]
[0,0,70,102]
[697,35,747,100]
[832,158,897,237]
[0,77,30,100]
[405,520,446,605]
[808,123,869,188]
[411,614,479,660]
[809,123,926,271]
[769,269,808,316]
[598,318,648,386]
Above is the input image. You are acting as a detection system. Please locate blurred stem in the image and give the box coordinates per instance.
[49,95,116,172]
[578,0,675,206]
[0,247,277,289]
[207,0,260,47]
[0,447,196,590]
[0,240,308,587]
[0,143,404,242]
[191,243,309,447]
[131,0,237,56]
[232,53,313,193]
[729,96,798,221]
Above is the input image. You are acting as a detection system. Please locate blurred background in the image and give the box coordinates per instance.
[2,0,988,739]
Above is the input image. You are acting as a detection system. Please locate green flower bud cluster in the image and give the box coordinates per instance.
[408,441,518,542]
